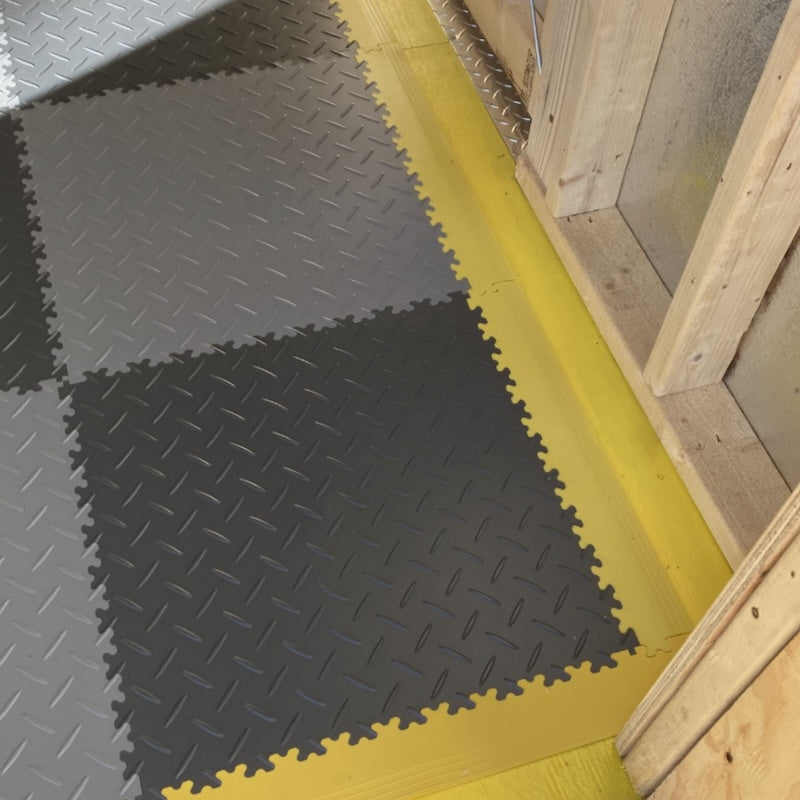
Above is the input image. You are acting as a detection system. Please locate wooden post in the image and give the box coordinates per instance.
[525,0,673,217]
[618,484,800,796]
[513,162,790,563]
[644,0,800,396]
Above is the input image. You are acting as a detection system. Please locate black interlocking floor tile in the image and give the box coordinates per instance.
[15,0,353,106]
[0,113,58,391]
[66,294,636,797]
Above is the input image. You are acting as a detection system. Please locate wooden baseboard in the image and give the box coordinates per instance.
[515,152,790,566]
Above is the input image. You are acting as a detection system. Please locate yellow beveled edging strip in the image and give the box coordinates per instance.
[159,2,728,797]
[423,737,639,800]
[336,0,731,649]
[163,646,674,800]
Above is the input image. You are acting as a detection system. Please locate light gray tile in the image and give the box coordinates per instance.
[2,0,229,105]
[18,58,464,382]
[0,383,138,800]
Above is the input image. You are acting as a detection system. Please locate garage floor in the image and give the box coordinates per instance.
[0,1,729,798]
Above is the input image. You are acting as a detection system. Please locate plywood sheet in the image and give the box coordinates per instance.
[651,630,800,800]
[726,239,800,488]
[618,0,789,293]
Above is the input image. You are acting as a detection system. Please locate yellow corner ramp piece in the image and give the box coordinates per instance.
[336,0,731,650]
[164,646,673,800]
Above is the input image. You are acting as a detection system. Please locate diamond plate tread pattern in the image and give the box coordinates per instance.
[0,12,16,109]
[3,0,351,107]
[65,293,636,797]
[0,113,59,393]
[427,0,531,158]
[17,54,465,384]
[0,383,139,800]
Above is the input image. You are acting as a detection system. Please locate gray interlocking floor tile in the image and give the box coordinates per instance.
[3,0,228,106]
[5,0,352,106]
[0,11,16,109]
[0,13,61,392]
[0,383,139,800]
[66,294,635,797]
[0,113,61,393]
[18,56,464,383]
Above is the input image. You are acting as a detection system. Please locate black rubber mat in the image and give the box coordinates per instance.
[0,113,58,391]
[66,293,636,797]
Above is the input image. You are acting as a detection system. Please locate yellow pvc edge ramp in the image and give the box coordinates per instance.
[163,645,671,799]
[335,0,730,652]
[164,0,731,797]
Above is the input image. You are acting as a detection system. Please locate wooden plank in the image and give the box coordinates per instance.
[525,0,673,217]
[644,0,800,395]
[650,630,800,800]
[462,0,541,104]
[514,158,790,564]
[617,485,800,796]
[618,481,800,747]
